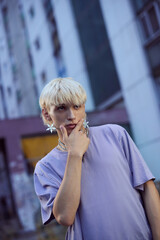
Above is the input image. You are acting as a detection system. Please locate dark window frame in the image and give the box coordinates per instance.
[41,71,47,83]
[138,1,160,46]
[29,6,35,18]
[34,37,41,50]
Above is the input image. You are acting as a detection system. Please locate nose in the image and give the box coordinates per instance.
[67,108,75,120]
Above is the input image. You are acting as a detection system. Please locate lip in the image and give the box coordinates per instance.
[66,124,77,129]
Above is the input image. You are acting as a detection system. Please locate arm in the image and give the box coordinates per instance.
[141,180,160,240]
[53,120,90,226]
[53,152,82,226]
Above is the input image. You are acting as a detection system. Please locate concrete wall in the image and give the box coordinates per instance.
[22,0,58,96]
[6,0,38,116]
[0,9,19,119]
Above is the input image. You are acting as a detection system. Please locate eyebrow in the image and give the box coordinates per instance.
[56,103,80,108]
[56,103,66,107]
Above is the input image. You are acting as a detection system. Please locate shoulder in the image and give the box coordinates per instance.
[90,123,125,137]
[34,148,56,175]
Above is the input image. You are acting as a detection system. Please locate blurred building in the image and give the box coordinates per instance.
[21,0,95,112]
[99,0,160,179]
[0,0,39,119]
[0,0,160,237]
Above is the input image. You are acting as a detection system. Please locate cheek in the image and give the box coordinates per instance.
[77,109,85,119]
[54,112,67,122]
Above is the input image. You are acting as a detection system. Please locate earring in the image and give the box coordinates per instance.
[46,123,56,133]
[83,119,89,129]
[83,119,89,137]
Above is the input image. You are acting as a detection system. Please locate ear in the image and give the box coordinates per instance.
[42,108,52,122]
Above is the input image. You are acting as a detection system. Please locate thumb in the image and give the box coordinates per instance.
[60,125,68,141]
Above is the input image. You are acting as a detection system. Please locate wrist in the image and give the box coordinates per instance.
[68,150,83,159]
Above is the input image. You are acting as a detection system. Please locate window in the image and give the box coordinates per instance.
[12,63,17,74]
[16,89,22,103]
[43,0,53,17]
[0,85,4,98]
[20,11,25,28]
[139,1,160,44]
[52,31,61,56]
[56,55,66,77]
[132,0,151,12]
[0,197,10,220]
[7,87,12,96]
[141,14,150,38]
[28,51,33,67]
[41,71,47,83]
[34,38,40,50]
[148,5,159,32]
[0,85,7,117]
[146,40,160,68]
[29,6,35,18]
[134,1,160,74]
[154,76,160,106]
[0,142,15,219]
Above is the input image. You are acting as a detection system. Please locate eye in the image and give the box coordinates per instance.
[74,105,81,109]
[57,105,66,111]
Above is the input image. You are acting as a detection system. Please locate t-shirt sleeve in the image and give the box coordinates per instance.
[34,162,60,225]
[117,125,155,191]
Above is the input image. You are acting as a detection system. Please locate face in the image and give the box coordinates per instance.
[48,103,86,136]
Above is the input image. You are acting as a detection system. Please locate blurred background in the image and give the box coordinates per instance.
[0,0,160,239]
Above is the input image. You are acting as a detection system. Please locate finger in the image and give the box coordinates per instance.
[60,125,68,140]
[79,130,84,135]
[72,119,83,132]
[57,127,63,140]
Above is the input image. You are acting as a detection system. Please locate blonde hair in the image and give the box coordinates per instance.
[39,77,87,125]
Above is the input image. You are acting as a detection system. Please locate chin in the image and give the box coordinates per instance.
[67,129,73,136]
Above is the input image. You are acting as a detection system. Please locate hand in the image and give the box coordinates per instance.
[60,119,90,157]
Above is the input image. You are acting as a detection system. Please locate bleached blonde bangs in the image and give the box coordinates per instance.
[39,77,87,111]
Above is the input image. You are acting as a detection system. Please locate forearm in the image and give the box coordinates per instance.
[141,181,160,240]
[53,152,82,226]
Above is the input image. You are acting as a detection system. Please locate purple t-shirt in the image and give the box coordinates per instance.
[34,124,155,240]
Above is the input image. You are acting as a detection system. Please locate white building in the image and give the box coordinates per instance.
[21,0,95,112]
[21,0,58,97]
[0,0,39,119]
[0,7,18,119]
